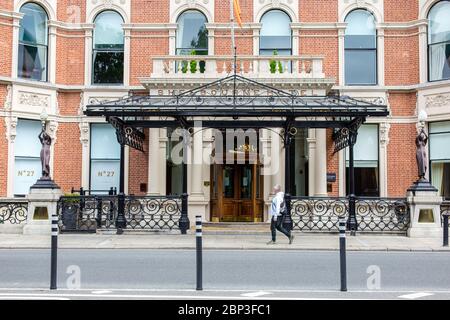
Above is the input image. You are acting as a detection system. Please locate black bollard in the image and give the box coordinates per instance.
[339,217,347,292]
[50,212,58,290]
[444,214,449,247]
[196,215,203,291]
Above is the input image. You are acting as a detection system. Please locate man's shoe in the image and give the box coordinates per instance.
[289,234,295,244]
[267,240,276,245]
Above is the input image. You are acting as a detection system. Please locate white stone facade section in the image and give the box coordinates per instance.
[338,0,383,23]
[170,0,214,23]
[254,0,299,23]
[14,0,57,20]
[87,0,131,23]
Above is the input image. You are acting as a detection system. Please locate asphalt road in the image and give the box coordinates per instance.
[0,249,449,299]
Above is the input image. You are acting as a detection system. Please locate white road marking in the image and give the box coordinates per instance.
[91,290,112,294]
[241,291,272,297]
[398,292,434,299]
[0,296,69,300]
[0,293,363,300]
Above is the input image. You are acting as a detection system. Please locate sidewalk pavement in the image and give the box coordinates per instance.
[0,232,449,251]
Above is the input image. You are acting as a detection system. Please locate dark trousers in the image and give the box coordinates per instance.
[271,215,290,241]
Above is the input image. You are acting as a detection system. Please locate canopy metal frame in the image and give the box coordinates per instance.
[85,74,389,234]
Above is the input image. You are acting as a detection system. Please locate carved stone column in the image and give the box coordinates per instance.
[315,129,327,196]
[148,128,160,195]
[379,122,390,197]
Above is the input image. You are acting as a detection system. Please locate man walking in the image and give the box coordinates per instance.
[267,184,294,245]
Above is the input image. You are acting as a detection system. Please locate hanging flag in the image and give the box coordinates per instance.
[233,0,243,28]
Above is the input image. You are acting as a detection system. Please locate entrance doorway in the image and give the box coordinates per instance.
[211,162,264,222]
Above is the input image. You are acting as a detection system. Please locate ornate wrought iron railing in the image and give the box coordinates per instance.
[0,199,28,224]
[57,194,183,232]
[290,196,410,233]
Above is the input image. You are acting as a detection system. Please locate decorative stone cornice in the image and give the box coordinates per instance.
[18,92,50,108]
[425,94,450,109]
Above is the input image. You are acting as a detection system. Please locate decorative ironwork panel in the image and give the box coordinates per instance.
[355,198,410,232]
[290,196,410,233]
[0,200,28,224]
[108,116,145,152]
[290,197,348,231]
[124,196,182,230]
[57,194,182,232]
[57,196,117,233]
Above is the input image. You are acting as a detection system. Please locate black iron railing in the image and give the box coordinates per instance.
[290,196,410,233]
[57,194,184,233]
[0,200,28,224]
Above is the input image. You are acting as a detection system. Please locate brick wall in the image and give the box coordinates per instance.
[57,92,81,116]
[384,30,419,86]
[56,31,85,85]
[388,92,417,117]
[384,0,419,22]
[299,30,339,79]
[57,0,86,23]
[0,0,13,11]
[299,0,338,22]
[131,0,169,23]
[53,122,82,193]
[387,123,417,197]
[128,129,149,195]
[0,19,13,77]
[130,33,169,85]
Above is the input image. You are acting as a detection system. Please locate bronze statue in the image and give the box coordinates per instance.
[39,129,52,179]
[415,127,428,181]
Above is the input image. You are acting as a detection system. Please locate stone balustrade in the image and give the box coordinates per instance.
[151,55,325,78]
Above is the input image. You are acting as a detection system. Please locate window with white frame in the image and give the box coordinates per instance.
[92,11,124,84]
[428,0,450,82]
[429,121,450,199]
[18,3,48,81]
[176,10,208,73]
[90,124,120,192]
[344,9,377,85]
[259,10,292,72]
[14,119,42,196]
[345,124,379,196]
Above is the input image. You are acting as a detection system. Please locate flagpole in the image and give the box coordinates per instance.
[230,0,237,105]
[230,0,236,75]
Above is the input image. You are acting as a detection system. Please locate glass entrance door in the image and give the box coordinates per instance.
[211,163,263,222]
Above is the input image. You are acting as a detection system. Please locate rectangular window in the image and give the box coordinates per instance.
[166,129,183,195]
[429,121,450,199]
[92,51,124,84]
[14,119,42,196]
[345,49,377,85]
[18,43,47,81]
[346,124,379,197]
[90,124,120,192]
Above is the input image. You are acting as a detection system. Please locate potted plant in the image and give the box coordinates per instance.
[269,50,283,74]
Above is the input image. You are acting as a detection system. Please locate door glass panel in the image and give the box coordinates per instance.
[223,165,234,198]
[240,165,252,199]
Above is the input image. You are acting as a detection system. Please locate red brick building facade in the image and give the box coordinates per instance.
[0,0,449,222]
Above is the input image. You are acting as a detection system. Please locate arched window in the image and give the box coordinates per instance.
[176,10,208,56]
[18,3,48,81]
[428,0,450,81]
[259,10,292,56]
[93,11,124,84]
[344,9,377,85]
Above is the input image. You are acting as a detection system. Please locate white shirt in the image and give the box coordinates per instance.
[270,191,285,218]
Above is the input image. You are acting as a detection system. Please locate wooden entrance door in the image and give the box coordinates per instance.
[210,162,264,222]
